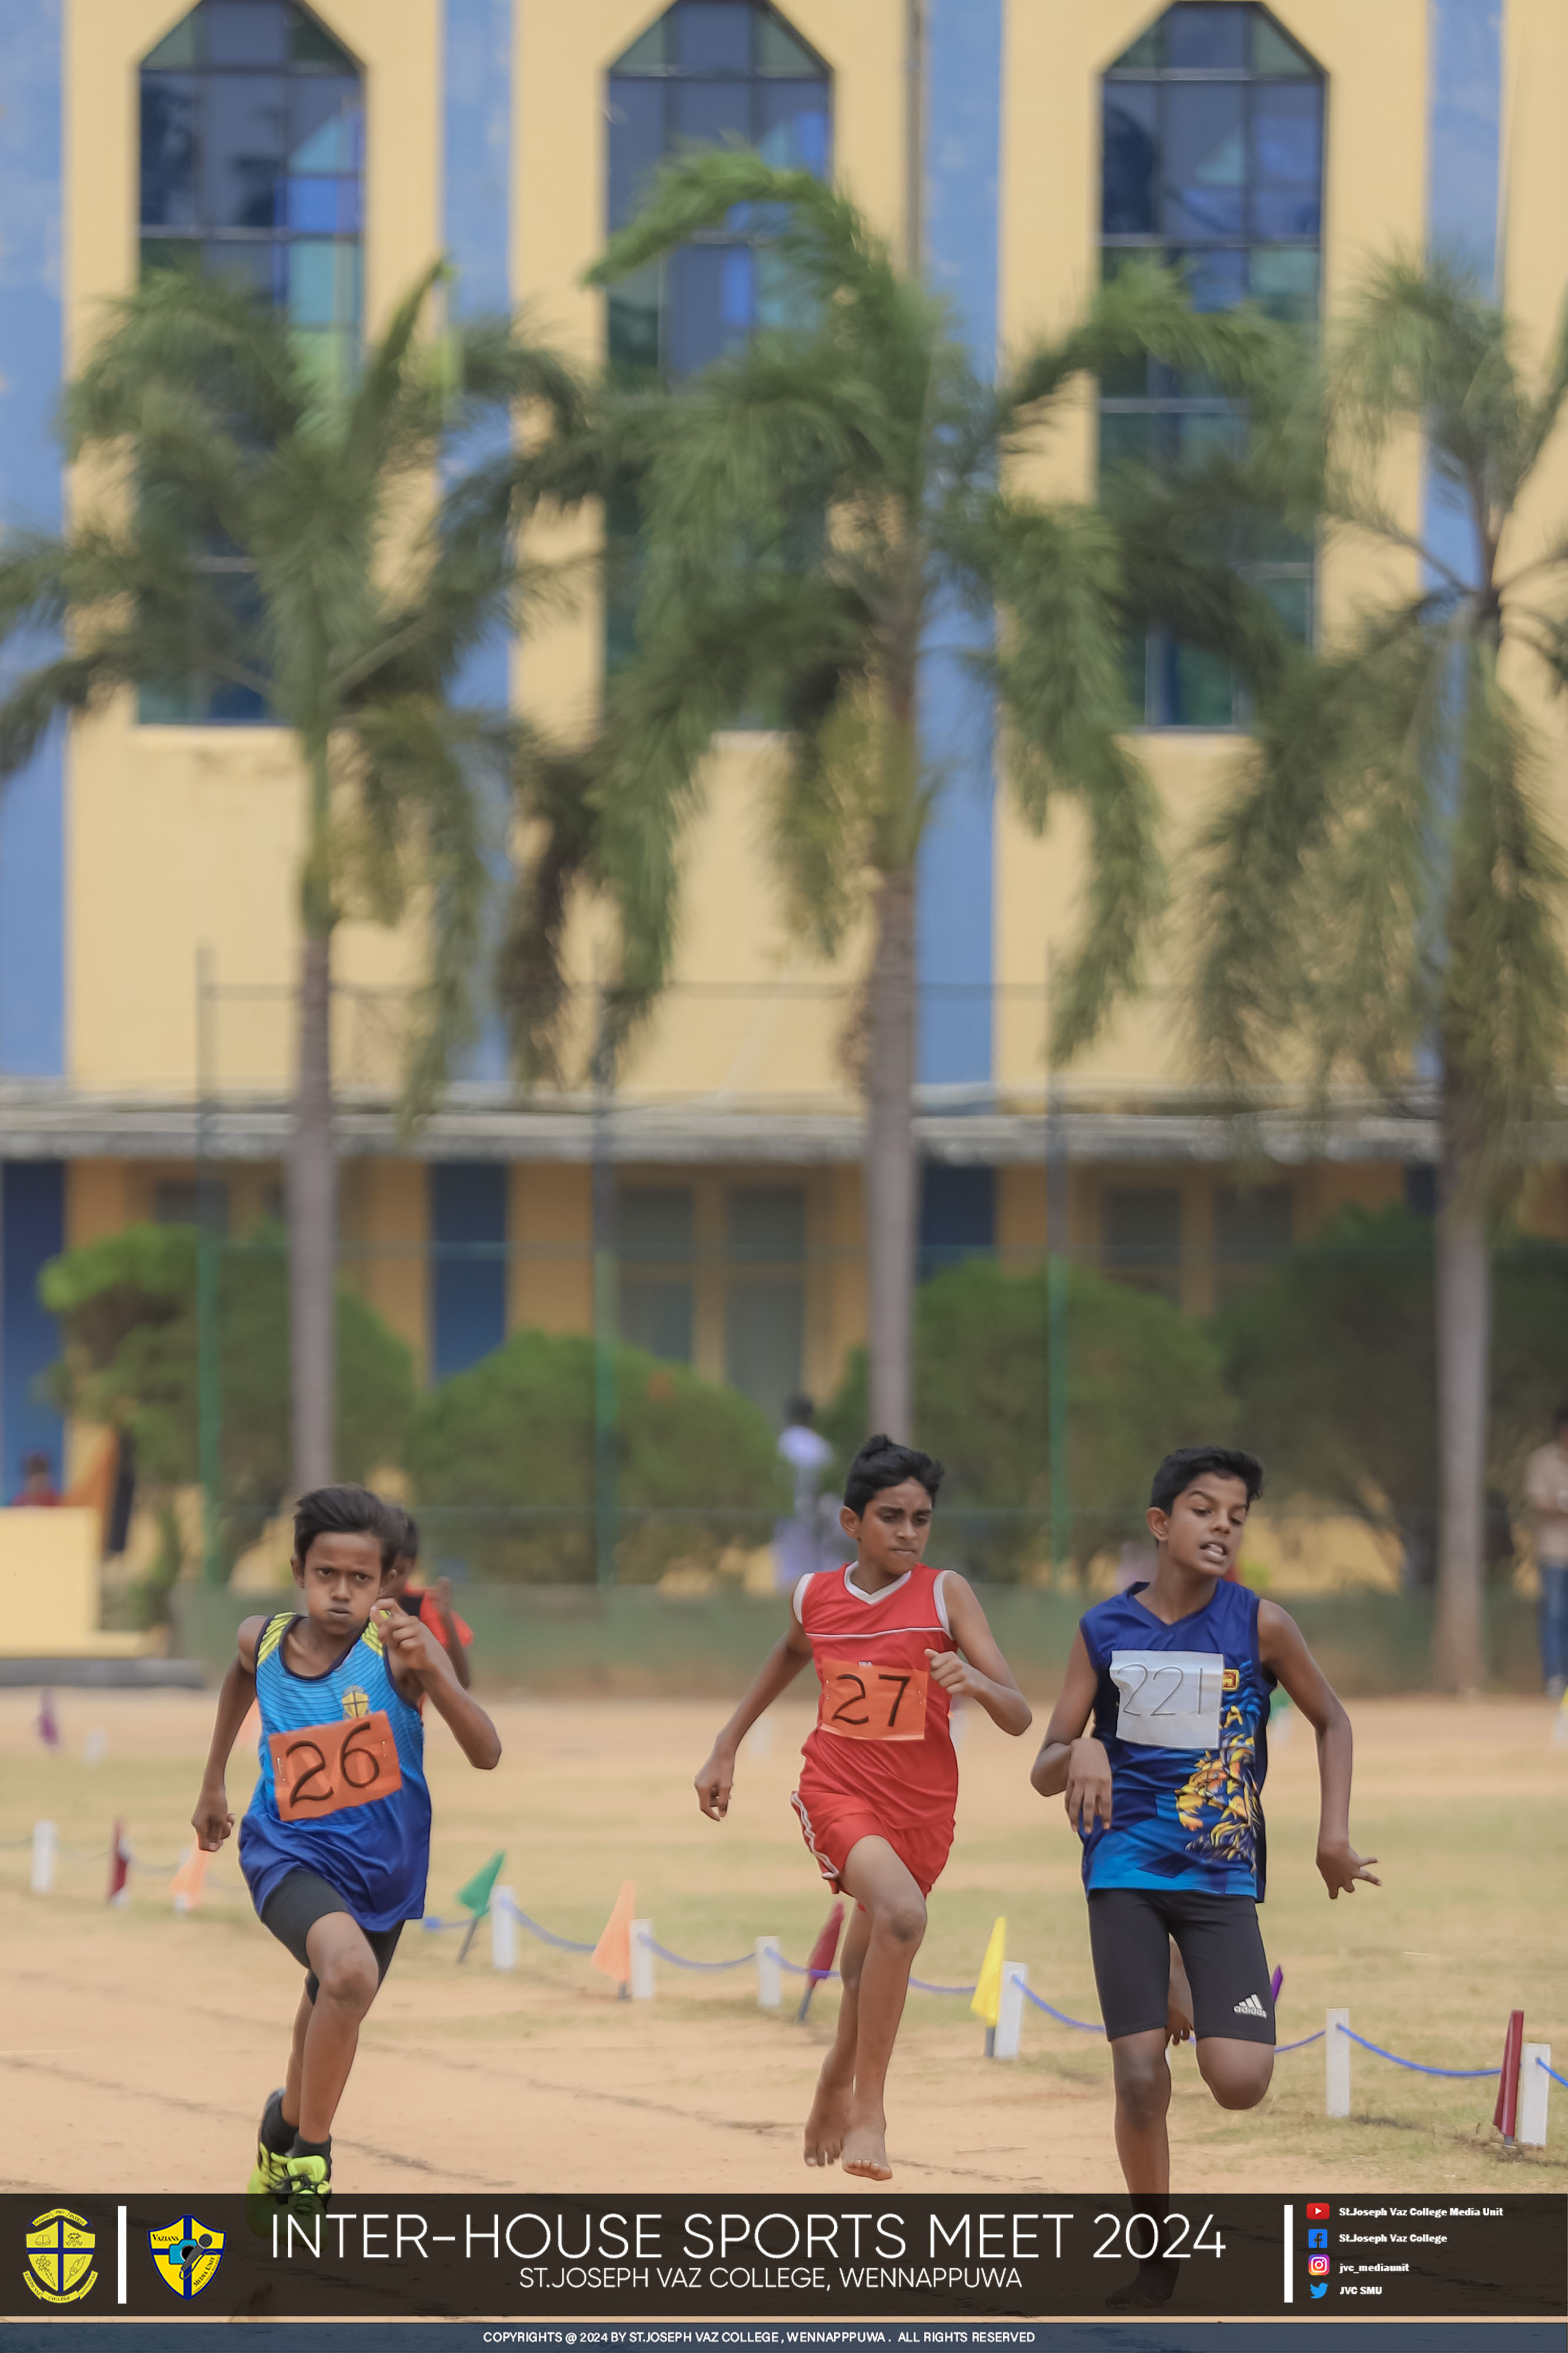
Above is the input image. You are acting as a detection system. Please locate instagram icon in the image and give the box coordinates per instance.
[1309,2256,1330,2278]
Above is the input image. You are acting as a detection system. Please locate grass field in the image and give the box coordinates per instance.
[0,1687,1563,2198]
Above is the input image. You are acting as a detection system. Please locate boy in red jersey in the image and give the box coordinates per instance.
[694,1435,1031,2182]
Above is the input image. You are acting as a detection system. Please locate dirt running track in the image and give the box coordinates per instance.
[0,1688,1563,2196]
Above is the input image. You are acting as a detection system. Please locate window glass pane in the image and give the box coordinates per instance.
[1253,184,1319,237]
[1163,84,1245,235]
[206,1,288,66]
[757,82,827,171]
[1101,351,1152,398]
[1249,243,1318,320]
[289,74,361,170]
[1176,245,1247,310]
[201,74,287,228]
[288,236,358,325]
[141,237,201,280]
[758,19,819,74]
[1259,573,1313,640]
[608,78,665,230]
[1214,1182,1291,1259]
[141,77,198,225]
[203,237,285,299]
[285,175,338,232]
[1171,406,1244,466]
[675,1,751,70]
[668,242,748,374]
[755,244,813,333]
[727,1185,805,1258]
[1110,26,1163,69]
[145,18,201,69]
[1253,81,1320,182]
[1098,409,1153,475]
[1104,1186,1182,1298]
[724,1278,804,1420]
[1103,85,1158,232]
[1250,16,1314,74]
[1165,636,1235,726]
[1167,4,1247,69]
[621,1184,695,1258]
[621,1277,695,1362]
[289,6,354,68]
[608,266,662,380]
[674,79,751,147]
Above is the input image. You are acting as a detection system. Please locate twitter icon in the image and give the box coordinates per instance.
[1310,2284,1329,2301]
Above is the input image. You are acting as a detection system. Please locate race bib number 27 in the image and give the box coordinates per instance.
[269,1710,404,1821]
[818,1659,930,1743]
[1109,1650,1226,1751]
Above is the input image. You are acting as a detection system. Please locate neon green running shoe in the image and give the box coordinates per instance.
[246,2089,292,2199]
[282,2148,332,2211]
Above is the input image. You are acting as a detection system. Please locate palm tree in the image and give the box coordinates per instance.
[1187,255,1568,1690]
[0,264,582,1494]
[583,154,1276,1437]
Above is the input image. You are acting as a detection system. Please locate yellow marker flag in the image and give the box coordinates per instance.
[970,1915,1006,2028]
[591,1879,635,1985]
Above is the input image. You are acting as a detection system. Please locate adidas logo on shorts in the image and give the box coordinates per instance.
[1233,1993,1267,2018]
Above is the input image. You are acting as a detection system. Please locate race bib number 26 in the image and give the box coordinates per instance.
[1110,1650,1225,1751]
[269,1710,404,1822]
[818,1659,930,1743]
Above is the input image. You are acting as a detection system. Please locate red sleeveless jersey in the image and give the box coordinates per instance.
[794,1561,959,1829]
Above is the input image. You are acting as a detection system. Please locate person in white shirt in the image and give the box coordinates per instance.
[1523,1406,1568,1701]
[774,1395,836,1593]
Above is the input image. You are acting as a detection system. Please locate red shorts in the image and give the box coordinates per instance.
[790,1786,954,1899]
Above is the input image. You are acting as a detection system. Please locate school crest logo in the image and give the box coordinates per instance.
[340,1686,371,1718]
[150,2215,225,2298]
[24,2208,98,2303]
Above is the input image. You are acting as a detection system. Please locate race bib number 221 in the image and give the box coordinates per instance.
[1109,1650,1226,1750]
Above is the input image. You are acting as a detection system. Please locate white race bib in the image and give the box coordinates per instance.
[1110,1649,1225,1751]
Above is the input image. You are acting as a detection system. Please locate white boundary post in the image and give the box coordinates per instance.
[1519,2044,1551,2149]
[994,1962,1027,2060]
[1326,2008,1351,2118]
[631,1920,655,1999]
[491,1887,517,1972]
[29,1821,56,1895]
[755,1935,782,2009]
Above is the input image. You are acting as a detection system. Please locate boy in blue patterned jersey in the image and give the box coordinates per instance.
[1032,1447,1377,2280]
[191,1484,501,2208]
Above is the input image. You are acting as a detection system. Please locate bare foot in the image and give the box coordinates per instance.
[803,2070,853,2168]
[840,2112,893,2181]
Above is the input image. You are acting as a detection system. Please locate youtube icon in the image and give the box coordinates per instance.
[1307,2202,1331,2220]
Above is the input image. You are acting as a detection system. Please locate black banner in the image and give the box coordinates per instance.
[5,2194,1562,2321]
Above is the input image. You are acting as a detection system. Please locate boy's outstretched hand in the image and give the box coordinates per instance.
[372,1599,440,1681]
[1317,1838,1380,1898]
[191,1783,233,1852]
[694,1746,735,1821]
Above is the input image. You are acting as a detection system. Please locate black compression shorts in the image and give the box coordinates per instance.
[1088,1886,1274,2044]
[259,1869,405,2005]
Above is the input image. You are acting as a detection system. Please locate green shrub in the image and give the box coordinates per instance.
[41,1221,416,1577]
[404,1327,790,1583]
[825,1257,1232,1579]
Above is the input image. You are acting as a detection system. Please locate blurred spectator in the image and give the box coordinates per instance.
[11,1451,60,1507]
[1524,1407,1568,1700]
[774,1394,836,1593]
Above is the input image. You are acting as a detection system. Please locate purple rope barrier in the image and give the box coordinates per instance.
[1339,2025,1497,2079]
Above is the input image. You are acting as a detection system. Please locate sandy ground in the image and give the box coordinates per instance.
[0,1687,1563,2198]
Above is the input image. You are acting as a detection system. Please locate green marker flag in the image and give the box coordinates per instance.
[454,1852,505,1962]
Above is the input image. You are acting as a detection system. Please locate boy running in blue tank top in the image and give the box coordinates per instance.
[191,1485,501,2209]
[1033,1447,1377,2296]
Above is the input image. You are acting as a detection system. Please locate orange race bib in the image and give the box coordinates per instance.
[818,1659,930,1743]
[269,1710,404,1823]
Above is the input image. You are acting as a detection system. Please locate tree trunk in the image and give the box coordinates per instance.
[1432,1116,1489,1694]
[864,865,918,1440]
[289,925,337,1496]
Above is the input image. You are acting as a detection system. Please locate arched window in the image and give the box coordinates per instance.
[138,0,364,722]
[1100,4,1322,727]
[605,0,831,385]
[141,0,364,398]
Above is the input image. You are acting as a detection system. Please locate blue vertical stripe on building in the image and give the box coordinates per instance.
[1424,0,1502,586]
[0,0,65,1078]
[430,1161,508,1379]
[444,0,514,1080]
[1,1162,65,1490]
[917,0,1002,1092]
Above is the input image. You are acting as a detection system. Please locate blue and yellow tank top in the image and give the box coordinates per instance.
[239,1611,431,1932]
[1077,1579,1274,1900]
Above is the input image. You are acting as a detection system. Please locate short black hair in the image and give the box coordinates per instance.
[784,1394,815,1427]
[844,1434,944,1517]
[1150,1446,1263,1516]
[1554,1403,1568,1434]
[293,1484,401,1573]
[392,1506,420,1563]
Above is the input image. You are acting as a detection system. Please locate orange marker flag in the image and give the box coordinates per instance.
[170,1844,210,1913]
[591,1879,635,1988]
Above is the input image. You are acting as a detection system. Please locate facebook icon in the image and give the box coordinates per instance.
[1309,2229,1328,2248]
